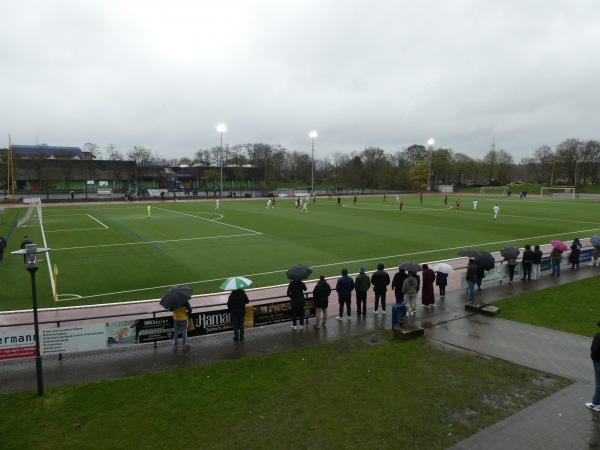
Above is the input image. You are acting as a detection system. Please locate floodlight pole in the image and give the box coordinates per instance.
[309,131,317,195]
[427,138,435,191]
[217,124,227,197]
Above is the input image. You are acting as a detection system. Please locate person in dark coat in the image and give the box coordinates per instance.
[391,268,408,303]
[420,264,436,308]
[354,267,371,318]
[466,259,477,302]
[435,270,448,298]
[287,279,307,329]
[335,268,355,320]
[476,266,485,292]
[0,235,6,263]
[532,244,543,279]
[506,256,517,283]
[227,288,250,341]
[312,276,331,329]
[371,262,390,314]
[569,238,582,270]
[521,244,534,280]
[586,321,600,411]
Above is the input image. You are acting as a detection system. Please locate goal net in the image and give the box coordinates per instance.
[540,187,576,199]
[17,198,42,227]
[479,186,508,196]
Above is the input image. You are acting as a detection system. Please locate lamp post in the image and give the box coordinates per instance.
[309,131,317,195]
[216,123,227,197]
[11,243,51,396]
[427,138,435,191]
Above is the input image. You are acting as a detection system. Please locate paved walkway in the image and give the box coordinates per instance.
[1,264,599,449]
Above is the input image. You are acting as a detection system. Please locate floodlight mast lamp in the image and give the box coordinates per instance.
[11,244,51,396]
[309,131,317,195]
[427,138,435,191]
[217,124,227,197]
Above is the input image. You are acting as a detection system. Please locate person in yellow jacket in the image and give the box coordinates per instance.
[172,301,192,350]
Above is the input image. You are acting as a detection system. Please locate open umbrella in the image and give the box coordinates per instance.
[399,261,422,272]
[551,240,568,252]
[500,246,520,259]
[286,264,313,281]
[475,249,493,261]
[475,256,495,271]
[220,277,252,291]
[160,284,193,310]
[458,249,481,258]
[433,263,454,274]
[591,236,600,248]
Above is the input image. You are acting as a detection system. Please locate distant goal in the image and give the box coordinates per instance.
[540,187,576,199]
[17,198,42,227]
[479,186,508,196]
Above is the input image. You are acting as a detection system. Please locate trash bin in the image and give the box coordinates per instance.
[392,303,407,329]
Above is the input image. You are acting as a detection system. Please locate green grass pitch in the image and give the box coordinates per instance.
[1,194,598,311]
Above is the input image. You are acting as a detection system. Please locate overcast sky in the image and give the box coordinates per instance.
[2,0,599,162]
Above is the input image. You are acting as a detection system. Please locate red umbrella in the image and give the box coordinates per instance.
[551,240,568,252]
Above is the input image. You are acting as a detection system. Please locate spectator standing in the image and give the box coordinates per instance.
[371,263,390,314]
[550,247,563,277]
[402,272,418,316]
[506,256,517,283]
[586,321,600,412]
[521,244,534,280]
[312,276,331,329]
[420,264,436,308]
[476,266,485,292]
[532,245,543,279]
[287,279,307,329]
[20,235,33,264]
[569,238,582,270]
[354,267,371,318]
[335,268,354,321]
[592,247,600,267]
[227,288,249,341]
[391,268,408,303]
[435,270,448,298]
[0,235,6,263]
[466,259,477,302]
[172,301,192,350]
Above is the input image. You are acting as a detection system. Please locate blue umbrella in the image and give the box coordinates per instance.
[591,236,600,248]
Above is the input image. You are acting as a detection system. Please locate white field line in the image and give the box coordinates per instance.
[51,233,599,303]
[155,207,263,235]
[43,213,108,233]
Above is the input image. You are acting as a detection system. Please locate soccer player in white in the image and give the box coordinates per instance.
[266,199,272,209]
[215,198,220,210]
[493,204,499,219]
[396,194,400,204]
[301,202,308,213]
[473,199,478,211]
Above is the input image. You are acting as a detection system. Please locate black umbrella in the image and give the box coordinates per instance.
[160,284,193,310]
[591,236,600,248]
[286,264,313,281]
[500,246,520,259]
[458,249,481,258]
[399,261,422,272]
[475,256,495,271]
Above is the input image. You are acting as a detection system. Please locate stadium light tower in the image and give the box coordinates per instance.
[217,123,227,197]
[427,138,435,191]
[309,131,317,195]
[11,243,51,396]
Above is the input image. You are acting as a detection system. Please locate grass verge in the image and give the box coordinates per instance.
[0,332,570,449]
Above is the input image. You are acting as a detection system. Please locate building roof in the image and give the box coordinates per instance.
[10,144,83,158]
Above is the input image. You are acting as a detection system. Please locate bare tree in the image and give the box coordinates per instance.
[82,142,101,159]
[554,139,583,186]
[106,144,124,161]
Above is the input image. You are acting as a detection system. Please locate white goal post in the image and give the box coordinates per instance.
[540,187,576,199]
[17,198,42,227]
[479,186,508,196]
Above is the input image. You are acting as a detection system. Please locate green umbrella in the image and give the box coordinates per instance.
[220,276,252,290]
